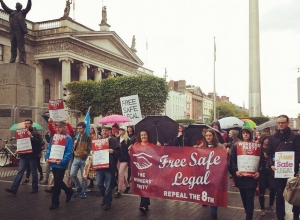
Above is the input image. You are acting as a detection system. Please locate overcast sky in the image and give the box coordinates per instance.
[11,0,300,118]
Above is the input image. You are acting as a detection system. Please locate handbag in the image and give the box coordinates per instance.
[283,174,300,206]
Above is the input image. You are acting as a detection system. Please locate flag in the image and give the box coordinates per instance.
[214,37,216,61]
[84,106,91,135]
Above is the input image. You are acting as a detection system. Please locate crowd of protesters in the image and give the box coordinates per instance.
[3,114,300,220]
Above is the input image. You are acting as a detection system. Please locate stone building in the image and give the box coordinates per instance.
[0,6,152,138]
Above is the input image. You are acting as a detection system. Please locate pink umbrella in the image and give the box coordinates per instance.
[99,114,131,124]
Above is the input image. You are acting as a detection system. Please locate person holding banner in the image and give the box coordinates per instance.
[5,119,42,195]
[71,122,91,199]
[45,121,74,210]
[96,125,122,211]
[129,129,156,214]
[229,126,264,220]
[267,115,300,220]
[198,128,224,220]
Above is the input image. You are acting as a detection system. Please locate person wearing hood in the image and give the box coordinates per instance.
[267,115,300,220]
[211,120,230,145]
[257,133,276,216]
[173,124,191,147]
[229,126,264,220]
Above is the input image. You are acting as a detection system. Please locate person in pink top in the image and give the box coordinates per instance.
[129,129,155,214]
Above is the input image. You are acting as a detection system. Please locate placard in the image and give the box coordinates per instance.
[120,94,142,125]
[131,145,228,207]
[274,151,295,178]
[16,129,32,154]
[237,141,262,177]
[49,99,66,121]
[48,134,67,163]
[92,138,109,169]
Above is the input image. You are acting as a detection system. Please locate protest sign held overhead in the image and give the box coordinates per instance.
[120,94,142,125]
[49,99,66,121]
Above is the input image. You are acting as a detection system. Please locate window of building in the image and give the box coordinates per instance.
[44,79,50,103]
[0,45,3,61]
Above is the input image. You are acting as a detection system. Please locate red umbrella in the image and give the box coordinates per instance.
[99,114,131,124]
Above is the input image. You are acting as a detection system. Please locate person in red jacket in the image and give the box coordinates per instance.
[48,118,75,138]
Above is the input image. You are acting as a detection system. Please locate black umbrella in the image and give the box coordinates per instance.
[41,112,50,123]
[185,123,224,145]
[135,116,178,145]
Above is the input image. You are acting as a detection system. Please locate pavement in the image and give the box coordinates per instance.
[0,164,296,220]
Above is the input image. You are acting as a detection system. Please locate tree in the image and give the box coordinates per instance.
[65,75,169,117]
[209,102,249,121]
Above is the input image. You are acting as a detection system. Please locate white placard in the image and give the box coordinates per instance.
[17,138,32,154]
[120,94,142,125]
[92,150,109,169]
[49,145,66,162]
[274,151,295,178]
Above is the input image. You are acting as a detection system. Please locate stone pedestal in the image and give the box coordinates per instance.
[0,63,36,140]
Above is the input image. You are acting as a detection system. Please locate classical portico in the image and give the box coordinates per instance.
[0,8,153,108]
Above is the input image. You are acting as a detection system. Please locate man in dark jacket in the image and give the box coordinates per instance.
[267,115,300,220]
[5,119,42,194]
[96,125,122,211]
[0,0,32,63]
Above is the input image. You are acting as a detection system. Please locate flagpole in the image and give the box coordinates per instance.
[146,38,148,68]
[213,37,216,121]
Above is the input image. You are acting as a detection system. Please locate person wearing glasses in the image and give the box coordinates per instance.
[267,115,300,220]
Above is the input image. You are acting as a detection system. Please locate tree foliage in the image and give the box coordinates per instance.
[65,75,169,118]
[210,102,249,121]
[175,119,195,124]
[248,117,270,125]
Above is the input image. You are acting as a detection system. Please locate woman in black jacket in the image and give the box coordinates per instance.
[173,124,191,147]
[229,126,264,220]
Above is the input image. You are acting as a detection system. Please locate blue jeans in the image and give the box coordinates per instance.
[210,206,218,214]
[96,169,113,206]
[12,157,38,192]
[70,157,87,193]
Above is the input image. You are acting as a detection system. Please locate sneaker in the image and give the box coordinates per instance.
[115,192,121,198]
[124,187,130,194]
[41,181,48,185]
[65,190,73,203]
[81,193,87,199]
[49,204,59,210]
[30,189,38,194]
[39,176,44,182]
[268,206,274,212]
[103,205,111,210]
[22,179,29,185]
[100,200,105,206]
[44,188,53,194]
[72,191,80,198]
[5,188,16,195]
[139,207,147,214]
[260,209,266,216]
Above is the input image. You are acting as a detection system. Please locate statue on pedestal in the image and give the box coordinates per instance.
[63,0,72,18]
[130,35,137,53]
[100,6,109,26]
[0,0,32,64]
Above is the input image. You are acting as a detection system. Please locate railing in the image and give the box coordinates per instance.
[0,9,33,30]
[38,20,61,30]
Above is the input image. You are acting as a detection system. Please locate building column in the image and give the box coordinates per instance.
[93,67,103,81]
[33,60,44,107]
[78,63,90,81]
[59,57,74,85]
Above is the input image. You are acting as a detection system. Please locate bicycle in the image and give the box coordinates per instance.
[0,138,19,167]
